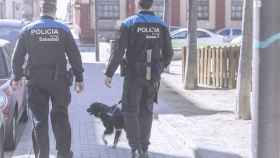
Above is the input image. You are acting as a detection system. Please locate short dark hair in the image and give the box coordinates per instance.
[138,0,153,10]
[40,0,57,14]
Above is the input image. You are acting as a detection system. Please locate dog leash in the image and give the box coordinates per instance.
[108,100,122,116]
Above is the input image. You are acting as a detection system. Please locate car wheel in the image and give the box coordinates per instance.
[4,115,17,151]
[0,126,4,158]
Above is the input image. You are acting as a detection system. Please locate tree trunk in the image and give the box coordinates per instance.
[184,0,198,90]
[164,0,170,25]
[22,0,33,20]
[95,0,100,61]
[236,0,253,120]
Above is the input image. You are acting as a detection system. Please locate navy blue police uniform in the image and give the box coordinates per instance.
[105,10,173,152]
[12,16,84,158]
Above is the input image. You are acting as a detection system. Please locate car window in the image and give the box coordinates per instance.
[3,46,11,73]
[3,44,12,61]
[233,29,242,36]
[219,29,230,36]
[171,31,187,39]
[0,26,21,43]
[197,31,211,38]
[0,49,8,78]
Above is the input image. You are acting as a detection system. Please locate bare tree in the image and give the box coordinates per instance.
[164,0,169,24]
[236,0,253,120]
[184,0,198,89]
[95,0,100,61]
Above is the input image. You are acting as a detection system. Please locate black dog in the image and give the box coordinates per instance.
[87,102,124,148]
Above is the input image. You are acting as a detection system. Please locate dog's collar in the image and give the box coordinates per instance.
[97,112,102,117]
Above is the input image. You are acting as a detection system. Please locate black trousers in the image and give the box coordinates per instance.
[27,74,72,158]
[122,78,157,151]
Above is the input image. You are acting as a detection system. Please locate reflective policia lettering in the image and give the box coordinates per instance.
[31,28,59,35]
[31,28,60,41]
[137,26,160,39]
[137,26,160,33]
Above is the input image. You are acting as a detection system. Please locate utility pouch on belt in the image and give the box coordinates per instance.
[146,49,152,81]
[53,64,60,80]
[23,66,30,80]
[120,59,127,77]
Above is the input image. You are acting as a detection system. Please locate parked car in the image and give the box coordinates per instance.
[0,98,4,157]
[0,20,27,49]
[216,27,242,42]
[171,28,225,49]
[0,39,28,150]
[169,26,181,34]
[230,35,242,45]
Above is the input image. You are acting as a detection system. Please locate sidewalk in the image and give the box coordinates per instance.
[9,63,192,158]
[8,57,250,158]
[160,60,251,158]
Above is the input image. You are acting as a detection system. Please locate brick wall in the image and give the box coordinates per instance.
[74,1,94,42]
[215,0,225,29]
[171,0,180,26]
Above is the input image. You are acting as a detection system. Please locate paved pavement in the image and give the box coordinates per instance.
[160,61,251,158]
[5,52,251,158]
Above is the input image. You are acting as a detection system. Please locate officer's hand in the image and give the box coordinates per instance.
[104,76,112,88]
[75,82,84,94]
[10,80,19,91]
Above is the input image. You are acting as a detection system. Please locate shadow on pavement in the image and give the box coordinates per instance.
[159,80,233,117]
[11,147,190,158]
[194,148,242,158]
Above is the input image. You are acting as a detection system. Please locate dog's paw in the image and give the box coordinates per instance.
[102,136,108,146]
[103,140,108,146]
[112,144,117,149]
[102,135,108,146]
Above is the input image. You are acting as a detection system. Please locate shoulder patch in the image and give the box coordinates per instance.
[25,19,70,32]
[122,15,138,28]
[122,14,167,28]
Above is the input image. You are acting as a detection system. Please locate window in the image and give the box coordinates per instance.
[0,26,21,43]
[152,0,164,18]
[171,31,187,39]
[97,0,120,19]
[197,31,211,38]
[0,2,4,18]
[233,29,242,36]
[197,0,209,20]
[231,0,243,20]
[0,49,8,78]
[219,29,231,36]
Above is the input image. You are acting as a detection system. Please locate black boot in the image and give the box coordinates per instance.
[57,151,73,158]
[139,150,149,158]
[131,149,144,158]
[139,146,149,158]
[131,149,138,158]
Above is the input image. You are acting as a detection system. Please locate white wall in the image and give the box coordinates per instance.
[6,0,24,19]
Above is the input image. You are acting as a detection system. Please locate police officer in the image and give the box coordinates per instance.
[104,0,173,157]
[11,0,84,158]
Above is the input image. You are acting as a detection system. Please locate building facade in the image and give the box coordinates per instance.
[74,0,243,42]
[180,0,243,30]
[0,0,40,20]
[0,0,5,19]
[5,0,24,20]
